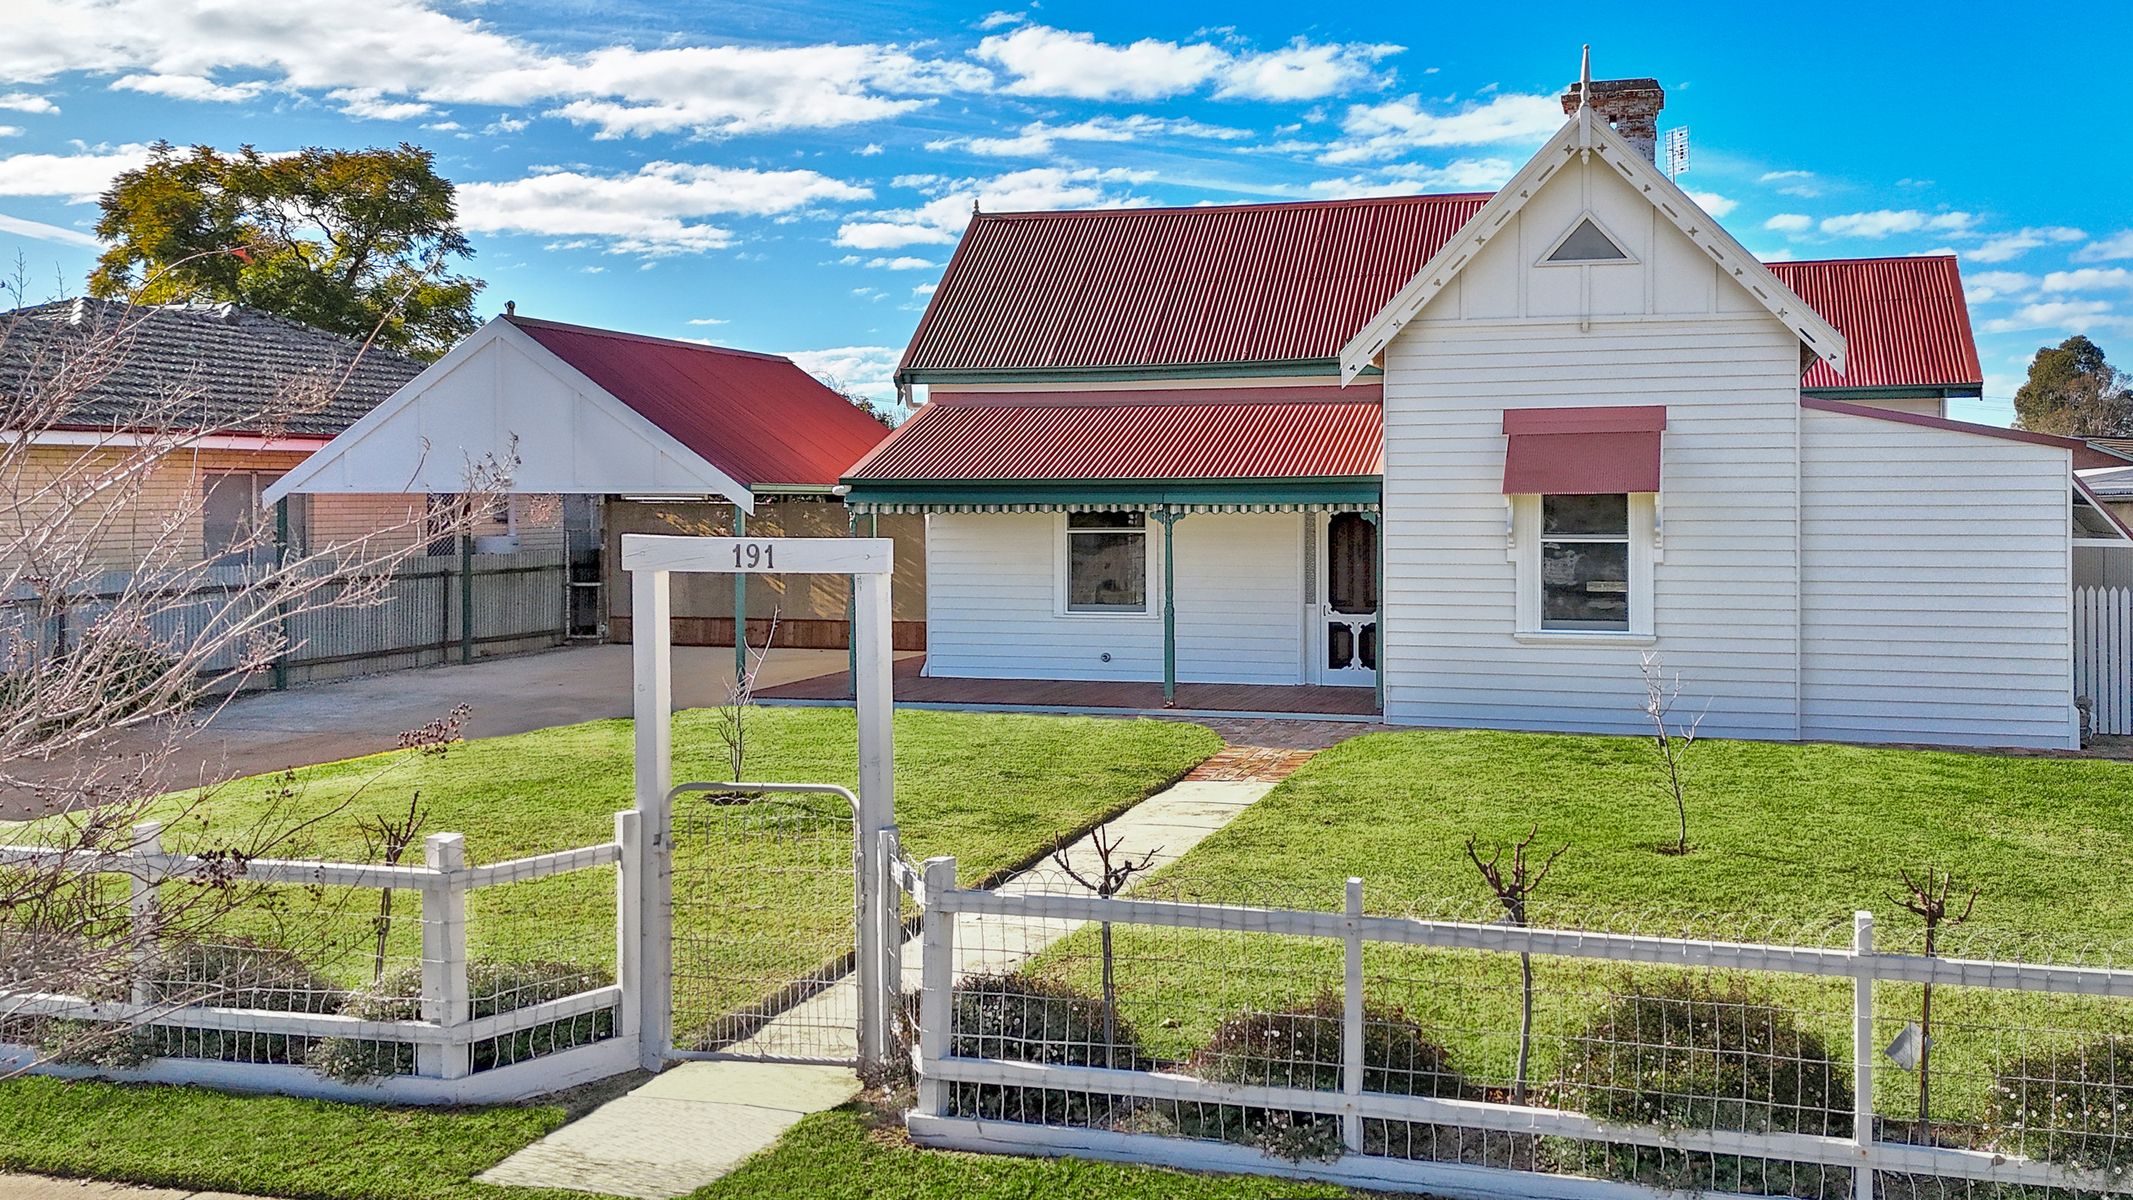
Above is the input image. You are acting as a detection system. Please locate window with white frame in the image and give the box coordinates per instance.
[1063,511,1149,614]
[1539,494,1631,631]
[1511,492,1655,640]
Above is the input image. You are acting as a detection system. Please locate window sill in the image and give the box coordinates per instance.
[1512,631,1657,647]
[1057,609,1157,620]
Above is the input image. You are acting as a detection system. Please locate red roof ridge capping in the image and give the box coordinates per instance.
[846,386,1383,483]
[930,383,1381,408]
[504,314,792,363]
[1801,396,2122,469]
[507,316,892,489]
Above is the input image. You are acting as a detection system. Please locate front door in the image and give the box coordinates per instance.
[1316,512,1377,687]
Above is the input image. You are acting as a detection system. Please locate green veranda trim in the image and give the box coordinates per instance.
[844,477,1382,513]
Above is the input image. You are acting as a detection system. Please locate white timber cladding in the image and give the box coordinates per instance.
[1799,407,2074,748]
[1378,148,1809,739]
[924,511,1304,685]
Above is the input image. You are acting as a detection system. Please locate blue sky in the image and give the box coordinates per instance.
[3,0,2128,424]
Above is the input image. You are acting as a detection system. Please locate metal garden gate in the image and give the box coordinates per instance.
[668,782,862,1063]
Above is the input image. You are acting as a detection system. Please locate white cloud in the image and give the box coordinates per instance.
[1685,190,1735,217]
[930,113,1251,157]
[2075,231,2133,263]
[1816,209,1977,238]
[1763,213,1812,234]
[1321,92,1561,164]
[1980,300,2117,335]
[912,281,937,297]
[1757,169,1821,198]
[2043,267,2133,292]
[329,87,434,120]
[1217,39,1400,102]
[972,24,1387,103]
[112,72,264,103]
[0,126,18,138]
[0,92,57,114]
[972,25,1227,100]
[458,161,871,256]
[782,344,902,404]
[975,11,1027,29]
[856,143,884,156]
[0,0,991,140]
[846,255,937,270]
[1964,225,2087,264]
[0,210,100,246]
[1307,156,1515,197]
[1964,270,2038,304]
[484,116,529,135]
[0,144,152,202]
[835,166,1151,249]
[686,316,728,326]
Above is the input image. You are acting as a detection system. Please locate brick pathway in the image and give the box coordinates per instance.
[1182,744,1318,782]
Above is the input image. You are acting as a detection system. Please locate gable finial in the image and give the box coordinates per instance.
[1578,44,1591,108]
[972,197,981,216]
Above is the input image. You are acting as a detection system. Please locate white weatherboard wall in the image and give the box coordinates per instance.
[1379,150,1807,738]
[924,511,1303,685]
[1800,407,2074,747]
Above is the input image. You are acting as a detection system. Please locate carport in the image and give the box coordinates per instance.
[265,312,900,678]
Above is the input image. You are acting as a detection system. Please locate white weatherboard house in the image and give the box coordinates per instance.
[844,77,2130,749]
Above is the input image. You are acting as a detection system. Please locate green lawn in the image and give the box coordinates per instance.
[1026,729,2133,1127]
[0,1079,1352,1200]
[135,707,1219,1043]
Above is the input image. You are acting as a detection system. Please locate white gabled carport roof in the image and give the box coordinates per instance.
[1336,106,1848,384]
[263,316,754,510]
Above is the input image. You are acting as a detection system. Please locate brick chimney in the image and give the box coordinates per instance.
[1561,77,1666,163]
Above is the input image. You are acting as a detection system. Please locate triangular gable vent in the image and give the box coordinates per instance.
[1545,217,1629,263]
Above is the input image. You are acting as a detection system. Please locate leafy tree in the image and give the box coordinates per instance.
[2013,335,2133,437]
[88,142,482,360]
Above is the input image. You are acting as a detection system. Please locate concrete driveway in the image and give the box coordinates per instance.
[3,644,886,819]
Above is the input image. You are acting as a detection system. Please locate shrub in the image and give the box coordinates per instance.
[307,958,613,1084]
[1987,1036,2133,1172]
[947,972,1142,1126]
[1554,974,1853,1198]
[141,938,348,1065]
[1181,991,1484,1163]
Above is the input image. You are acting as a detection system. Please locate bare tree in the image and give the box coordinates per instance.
[0,254,507,1066]
[349,704,468,981]
[1891,867,1977,1139]
[1050,824,1159,1069]
[712,612,779,782]
[1465,826,1566,1103]
[1638,651,1705,855]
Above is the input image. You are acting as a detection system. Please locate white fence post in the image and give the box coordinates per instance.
[615,810,642,1044]
[1342,877,1364,1154]
[917,856,957,1117]
[420,833,471,1081]
[1852,909,1875,1200]
[632,565,674,1074]
[127,821,163,1007]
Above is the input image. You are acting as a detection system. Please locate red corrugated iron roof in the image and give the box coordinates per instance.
[1769,257,1982,392]
[507,316,891,489]
[899,195,1488,378]
[847,385,1384,482]
[899,196,1982,394]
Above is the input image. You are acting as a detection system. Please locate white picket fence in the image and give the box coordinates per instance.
[905,857,2133,1200]
[2076,585,2133,735]
[0,815,642,1105]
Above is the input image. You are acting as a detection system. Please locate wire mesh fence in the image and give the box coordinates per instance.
[910,863,2133,1198]
[0,819,631,1100]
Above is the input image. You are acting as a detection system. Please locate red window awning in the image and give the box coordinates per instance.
[1501,405,1666,495]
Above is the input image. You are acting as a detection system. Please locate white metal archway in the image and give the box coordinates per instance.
[623,532,898,1071]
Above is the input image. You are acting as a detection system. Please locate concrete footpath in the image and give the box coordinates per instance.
[0,1177,259,1200]
[479,747,1311,1199]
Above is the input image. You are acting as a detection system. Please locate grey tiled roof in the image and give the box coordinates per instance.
[0,297,426,438]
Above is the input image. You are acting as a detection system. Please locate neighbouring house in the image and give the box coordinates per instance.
[843,76,2130,749]
[0,297,467,571]
[266,314,924,652]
